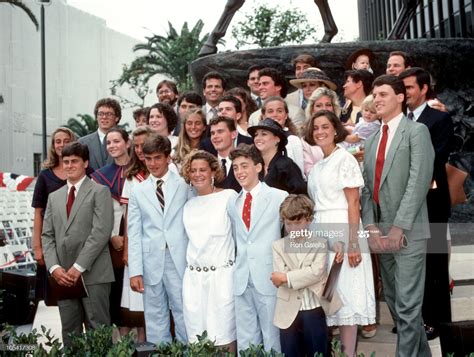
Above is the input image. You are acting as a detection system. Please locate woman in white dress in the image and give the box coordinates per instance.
[181,150,237,353]
[307,110,375,356]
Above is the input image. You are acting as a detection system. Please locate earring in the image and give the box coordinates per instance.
[211,176,215,189]
[189,182,193,191]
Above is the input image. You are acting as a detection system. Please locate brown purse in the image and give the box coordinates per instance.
[322,257,343,302]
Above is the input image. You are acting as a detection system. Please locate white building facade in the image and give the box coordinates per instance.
[0,0,141,175]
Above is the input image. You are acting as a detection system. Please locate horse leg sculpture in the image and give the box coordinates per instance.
[387,0,422,40]
[198,0,246,57]
[314,0,338,42]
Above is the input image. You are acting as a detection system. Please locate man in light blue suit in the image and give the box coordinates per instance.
[228,144,288,352]
[361,75,434,357]
[128,134,188,344]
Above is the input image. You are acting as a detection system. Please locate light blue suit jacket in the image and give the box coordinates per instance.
[361,116,434,240]
[128,170,189,285]
[227,183,288,296]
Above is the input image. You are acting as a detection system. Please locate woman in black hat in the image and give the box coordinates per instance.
[248,118,306,195]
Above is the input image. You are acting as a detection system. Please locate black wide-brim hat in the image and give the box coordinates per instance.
[346,48,374,69]
[248,118,288,149]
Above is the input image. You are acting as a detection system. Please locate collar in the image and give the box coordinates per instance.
[67,174,87,192]
[408,102,427,122]
[97,129,106,143]
[242,181,262,197]
[205,103,217,114]
[150,170,170,186]
[381,112,404,134]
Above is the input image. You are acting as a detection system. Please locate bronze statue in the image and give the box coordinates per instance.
[387,0,422,40]
[198,0,338,57]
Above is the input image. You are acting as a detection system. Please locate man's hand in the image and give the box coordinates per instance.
[271,272,288,288]
[428,98,447,112]
[385,226,404,252]
[130,276,145,293]
[52,267,74,287]
[367,225,385,253]
[353,149,365,163]
[66,266,82,285]
[33,246,45,266]
[110,235,124,251]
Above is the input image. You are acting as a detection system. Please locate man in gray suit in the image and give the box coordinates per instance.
[361,75,434,356]
[78,98,121,170]
[42,142,114,347]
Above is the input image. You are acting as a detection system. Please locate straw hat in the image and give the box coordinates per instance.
[289,68,337,91]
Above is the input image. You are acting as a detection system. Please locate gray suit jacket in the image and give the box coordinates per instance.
[42,177,114,285]
[78,131,113,171]
[361,116,434,240]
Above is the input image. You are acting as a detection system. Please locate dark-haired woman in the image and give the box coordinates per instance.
[147,102,179,150]
[248,119,306,195]
[307,110,375,357]
[32,127,77,303]
[91,127,131,336]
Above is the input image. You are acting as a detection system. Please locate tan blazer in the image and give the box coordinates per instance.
[272,237,342,329]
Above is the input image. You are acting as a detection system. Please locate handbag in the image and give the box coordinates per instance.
[446,163,468,206]
[322,256,342,302]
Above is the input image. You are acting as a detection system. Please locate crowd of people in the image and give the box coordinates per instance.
[31,49,454,357]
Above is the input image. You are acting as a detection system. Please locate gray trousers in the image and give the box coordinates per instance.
[379,239,431,357]
[57,283,111,347]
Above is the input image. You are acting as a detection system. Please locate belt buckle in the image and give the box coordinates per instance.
[203,267,209,272]
[210,266,216,271]
[196,267,201,272]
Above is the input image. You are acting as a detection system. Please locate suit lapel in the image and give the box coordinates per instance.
[65,178,92,232]
[249,184,271,233]
[58,186,68,227]
[164,171,179,216]
[380,118,407,187]
[92,133,105,167]
[143,177,163,216]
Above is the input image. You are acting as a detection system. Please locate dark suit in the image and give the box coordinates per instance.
[219,164,241,192]
[199,133,253,156]
[416,104,454,330]
[264,154,307,195]
[42,177,114,347]
[78,131,113,171]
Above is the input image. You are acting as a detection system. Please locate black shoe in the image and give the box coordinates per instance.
[424,324,439,340]
[391,326,397,334]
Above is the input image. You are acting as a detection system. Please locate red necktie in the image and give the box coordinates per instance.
[242,192,252,230]
[66,185,76,218]
[373,125,389,205]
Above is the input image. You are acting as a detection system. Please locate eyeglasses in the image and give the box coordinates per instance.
[158,89,172,95]
[97,111,116,118]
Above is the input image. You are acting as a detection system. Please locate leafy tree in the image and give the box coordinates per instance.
[64,114,129,138]
[231,3,315,49]
[1,0,39,30]
[111,19,216,108]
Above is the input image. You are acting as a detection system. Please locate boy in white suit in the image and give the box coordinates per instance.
[227,144,288,352]
[127,134,188,344]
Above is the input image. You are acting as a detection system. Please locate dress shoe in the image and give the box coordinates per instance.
[391,326,397,334]
[424,324,439,340]
[361,324,377,338]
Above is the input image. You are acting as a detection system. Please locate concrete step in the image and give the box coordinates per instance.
[450,244,474,281]
[357,324,442,356]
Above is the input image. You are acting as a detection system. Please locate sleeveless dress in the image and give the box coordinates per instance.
[182,189,237,344]
[308,147,376,326]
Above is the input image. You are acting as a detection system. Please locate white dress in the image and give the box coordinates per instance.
[182,189,237,344]
[120,176,145,312]
[308,147,376,326]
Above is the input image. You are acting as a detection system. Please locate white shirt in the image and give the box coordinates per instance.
[217,155,232,176]
[49,174,88,275]
[237,181,262,216]
[150,169,170,193]
[377,112,404,159]
[204,103,218,124]
[97,129,106,144]
[407,102,427,122]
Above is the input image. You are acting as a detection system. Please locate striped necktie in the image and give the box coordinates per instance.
[156,179,165,211]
